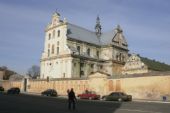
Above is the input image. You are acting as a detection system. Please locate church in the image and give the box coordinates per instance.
[40,12,129,78]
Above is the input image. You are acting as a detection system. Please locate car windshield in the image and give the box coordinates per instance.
[47,89,52,92]
[120,92,127,95]
[109,92,126,96]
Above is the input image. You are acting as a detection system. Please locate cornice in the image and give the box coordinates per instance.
[45,23,67,32]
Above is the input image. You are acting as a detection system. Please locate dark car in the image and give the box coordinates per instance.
[0,86,4,92]
[102,92,132,102]
[77,90,100,100]
[7,87,20,94]
[41,89,57,97]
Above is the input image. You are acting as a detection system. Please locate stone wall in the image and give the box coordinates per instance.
[27,79,89,95]
[1,80,22,90]
[1,72,170,100]
[108,75,170,100]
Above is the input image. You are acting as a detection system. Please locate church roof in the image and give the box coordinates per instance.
[67,23,128,47]
[100,30,115,45]
[67,23,100,45]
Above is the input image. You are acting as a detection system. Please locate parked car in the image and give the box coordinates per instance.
[7,87,20,94]
[0,86,4,92]
[41,89,58,97]
[77,90,100,100]
[102,92,132,101]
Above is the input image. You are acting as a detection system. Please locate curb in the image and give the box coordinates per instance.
[133,99,170,104]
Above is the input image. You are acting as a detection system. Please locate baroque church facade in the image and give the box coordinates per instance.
[40,12,129,78]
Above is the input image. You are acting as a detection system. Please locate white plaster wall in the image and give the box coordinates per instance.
[41,57,73,78]
[101,47,112,60]
[40,19,70,78]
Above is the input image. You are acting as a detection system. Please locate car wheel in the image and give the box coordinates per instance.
[118,98,122,102]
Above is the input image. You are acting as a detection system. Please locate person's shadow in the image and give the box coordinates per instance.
[67,99,122,113]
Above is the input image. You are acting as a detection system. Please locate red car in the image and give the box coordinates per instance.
[77,90,100,100]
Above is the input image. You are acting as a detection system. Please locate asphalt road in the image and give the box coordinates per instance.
[0,93,169,113]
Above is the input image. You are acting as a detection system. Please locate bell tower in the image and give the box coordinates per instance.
[95,16,102,37]
[52,11,60,26]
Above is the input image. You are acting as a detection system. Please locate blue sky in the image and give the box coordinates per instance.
[0,0,170,74]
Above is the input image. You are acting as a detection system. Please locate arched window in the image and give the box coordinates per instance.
[57,47,59,55]
[58,30,60,37]
[116,54,119,61]
[77,46,80,54]
[48,33,51,40]
[80,71,84,76]
[52,45,54,54]
[53,30,55,38]
[57,41,59,55]
[87,48,90,56]
[119,53,122,61]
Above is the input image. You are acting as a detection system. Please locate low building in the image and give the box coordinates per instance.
[0,70,5,80]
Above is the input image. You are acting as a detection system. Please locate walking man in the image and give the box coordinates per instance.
[68,88,76,110]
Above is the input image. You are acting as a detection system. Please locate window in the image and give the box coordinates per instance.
[80,71,84,75]
[116,54,119,61]
[58,30,60,37]
[77,46,80,54]
[47,76,49,82]
[63,73,65,78]
[53,30,55,38]
[91,64,94,68]
[52,45,54,54]
[57,41,59,55]
[80,63,84,67]
[87,48,90,56]
[100,65,103,69]
[48,33,51,40]
[96,51,99,58]
[67,29,71,34]
[57,47,59,55]
[74,63,76,67]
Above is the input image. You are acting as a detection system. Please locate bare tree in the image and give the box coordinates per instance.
[27,65,40,79]
[1,66,8,70]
